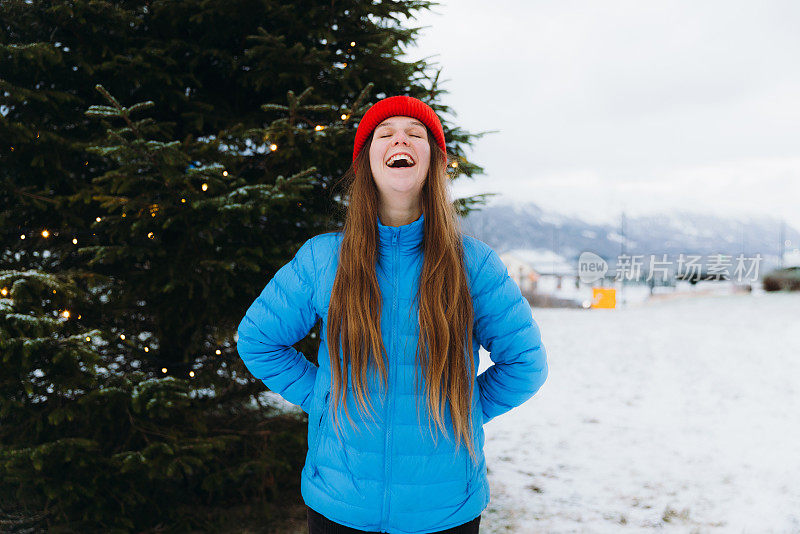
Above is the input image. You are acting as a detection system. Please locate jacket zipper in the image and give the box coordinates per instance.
[311,390,330,475]
[381,231,399,528]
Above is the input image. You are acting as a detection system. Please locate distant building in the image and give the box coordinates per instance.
[499,252,541,292]
[499,249,578,293]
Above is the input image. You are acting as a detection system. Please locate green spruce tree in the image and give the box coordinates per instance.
[1,0,494,529]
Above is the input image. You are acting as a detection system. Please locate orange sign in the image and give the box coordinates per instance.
[592,287,616,308]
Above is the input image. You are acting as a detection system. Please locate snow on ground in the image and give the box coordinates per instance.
[479,291,800,533]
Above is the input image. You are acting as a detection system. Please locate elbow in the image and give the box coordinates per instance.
[236,315,251,348]
[235,324,280,371]
[536,358,548,391]
[235,322,251,360]
[528,345,548,394]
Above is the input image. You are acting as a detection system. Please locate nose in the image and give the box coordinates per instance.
[391,132,411,145]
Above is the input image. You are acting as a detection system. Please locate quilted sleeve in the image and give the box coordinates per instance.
[473,247,548,425]
[236,238,319,414]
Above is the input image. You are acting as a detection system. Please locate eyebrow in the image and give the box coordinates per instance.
[376,120,426,130]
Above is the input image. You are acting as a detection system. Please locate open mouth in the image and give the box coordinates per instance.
[385,153,416,169]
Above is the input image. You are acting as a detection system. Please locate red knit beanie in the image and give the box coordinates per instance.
[352,95,446,163]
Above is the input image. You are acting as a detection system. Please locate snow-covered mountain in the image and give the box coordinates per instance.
[460,202,799,274]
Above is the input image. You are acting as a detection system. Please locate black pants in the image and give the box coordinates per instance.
[306,505,481,534]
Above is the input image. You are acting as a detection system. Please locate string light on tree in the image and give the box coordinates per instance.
[144,347,149,352]
[222,170,228,177]
[61,310,70,318]
[181,198,186,203]
[72,238,78,244]
[95,217,101,222]
[215,349,221,355]
[1,288,7,296]
[120,334,125,340]
[41,230,49,238]
[19,234,25,240]
[161,367,167,374]
[269,143,277,151]
[201,183,208,191]
[189,371,195,378]
[85,336,91,342]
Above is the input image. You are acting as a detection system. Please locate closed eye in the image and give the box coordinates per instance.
[378,133,424,138]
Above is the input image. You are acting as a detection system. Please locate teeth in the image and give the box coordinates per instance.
[386,153,415,166]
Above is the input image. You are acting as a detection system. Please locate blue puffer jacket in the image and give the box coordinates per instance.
[236,212,548,533]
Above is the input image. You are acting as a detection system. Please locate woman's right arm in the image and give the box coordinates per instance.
[236,237,319,414]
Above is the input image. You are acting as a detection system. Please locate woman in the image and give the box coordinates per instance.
[237,95,548,533]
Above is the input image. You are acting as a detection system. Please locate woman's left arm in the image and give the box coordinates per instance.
[472,247,548,425]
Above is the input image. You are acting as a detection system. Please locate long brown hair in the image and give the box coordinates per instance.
[326,128,478,463]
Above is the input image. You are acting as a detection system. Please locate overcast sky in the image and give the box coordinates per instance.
[401,1,800,230]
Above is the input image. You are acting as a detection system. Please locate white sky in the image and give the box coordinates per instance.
[400,1,800,230]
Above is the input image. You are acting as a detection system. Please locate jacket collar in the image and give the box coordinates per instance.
[377,211,425,256]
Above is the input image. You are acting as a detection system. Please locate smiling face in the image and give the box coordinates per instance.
[368,116,431,213]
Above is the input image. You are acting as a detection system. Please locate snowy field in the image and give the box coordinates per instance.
[480,291,800,533]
